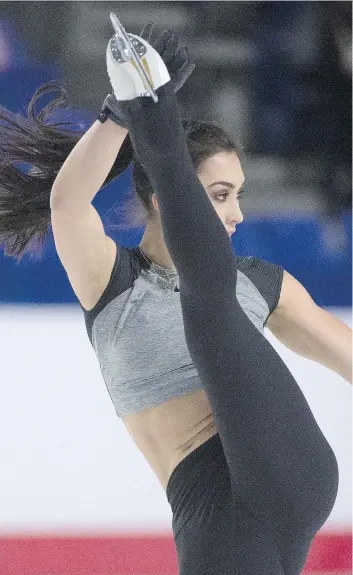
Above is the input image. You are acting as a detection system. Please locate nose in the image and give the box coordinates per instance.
[236,207,244,224]
[231,204,244,226]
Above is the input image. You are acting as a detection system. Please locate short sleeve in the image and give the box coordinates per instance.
[236,256,284,318]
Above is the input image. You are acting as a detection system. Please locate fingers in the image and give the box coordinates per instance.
[162,32,182,63]
[139,21,154,42]
[173,45,189,69]
[147,28,186,66]
[172,61,196,92]
[137,24,195,93]
[153,29,173,56]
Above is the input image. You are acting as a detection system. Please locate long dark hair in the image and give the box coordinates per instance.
[0,81,241,261]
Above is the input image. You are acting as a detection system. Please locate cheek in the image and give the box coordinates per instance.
[213,203,226,221]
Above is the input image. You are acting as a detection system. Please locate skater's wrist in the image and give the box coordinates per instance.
[98,93,129,130]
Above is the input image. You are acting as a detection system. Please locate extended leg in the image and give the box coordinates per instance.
[119,83,339,545]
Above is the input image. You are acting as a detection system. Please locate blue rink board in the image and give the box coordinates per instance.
[0,61,351,308]
[0,205,351,307]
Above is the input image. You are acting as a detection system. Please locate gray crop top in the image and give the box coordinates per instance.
[81,243,283,417]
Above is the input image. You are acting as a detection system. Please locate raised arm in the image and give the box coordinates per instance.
[50,120,128,210]
[50,119,129,310]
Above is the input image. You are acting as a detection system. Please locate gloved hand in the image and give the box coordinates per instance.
[98,22,195,128]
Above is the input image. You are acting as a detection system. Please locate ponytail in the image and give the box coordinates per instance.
[0,81,134,260]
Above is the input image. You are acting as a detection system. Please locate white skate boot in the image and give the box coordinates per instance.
[106,12,171,102]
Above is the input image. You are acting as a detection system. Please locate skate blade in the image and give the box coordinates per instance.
[109,12,158,102]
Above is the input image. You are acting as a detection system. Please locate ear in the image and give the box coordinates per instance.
[151,193,160,213]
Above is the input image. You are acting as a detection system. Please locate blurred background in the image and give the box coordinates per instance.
[0,2,351,575]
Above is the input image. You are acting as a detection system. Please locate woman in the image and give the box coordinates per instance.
[0,22,350,575]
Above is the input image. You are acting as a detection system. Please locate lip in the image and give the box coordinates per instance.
[227,229,236,236]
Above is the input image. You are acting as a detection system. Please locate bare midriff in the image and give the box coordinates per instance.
[122,389,217,491]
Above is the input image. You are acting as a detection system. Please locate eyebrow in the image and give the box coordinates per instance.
[208,181,245,192]
[207,181,235,189]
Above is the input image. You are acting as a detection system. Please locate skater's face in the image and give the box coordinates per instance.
[152,151,245,238]
[197,151,245,237]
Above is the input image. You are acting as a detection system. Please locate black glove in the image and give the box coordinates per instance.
[98,22,195,128]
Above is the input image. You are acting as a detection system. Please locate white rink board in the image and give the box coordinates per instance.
[0,305,351,533]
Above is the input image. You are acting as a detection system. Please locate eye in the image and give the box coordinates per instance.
[215,191,229,202]
[214,188,245,202]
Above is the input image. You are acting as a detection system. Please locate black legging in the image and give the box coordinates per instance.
[119,82,339,573]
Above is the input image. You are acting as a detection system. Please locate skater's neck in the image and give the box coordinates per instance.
[140,217,176,271]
